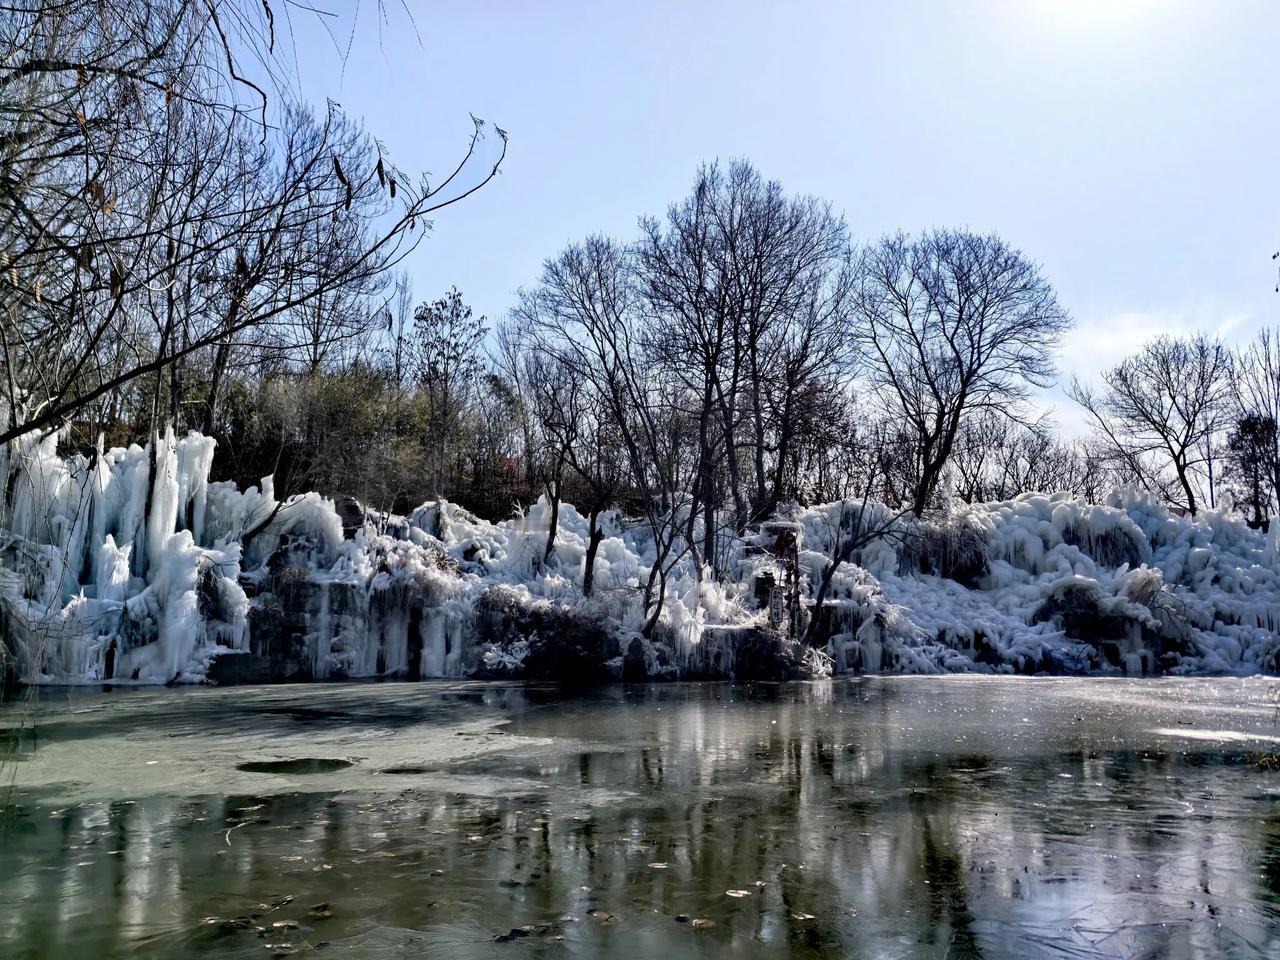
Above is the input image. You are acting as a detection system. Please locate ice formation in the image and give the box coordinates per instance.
[792,493,1280,677]
[1,429,1278,685]
[0,428,246,683]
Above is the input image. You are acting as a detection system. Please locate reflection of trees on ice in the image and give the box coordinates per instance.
[0,681,1275,958]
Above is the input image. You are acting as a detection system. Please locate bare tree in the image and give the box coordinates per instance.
[635,161,852,570]
[524,350,580,565]
[852,231,1071,516]
[0,0,506,451]
[490,318,539,505]
[566,394,627,597]
[1071,334,1232,515]
[516,236,694,635]
[386,273,415,389]
[1233,327,1280,515]
[517,344,629,593]
[635,170,734,575]
[458,370,526,517]
[951,411,1085,502]
[1224,412,1277,527]
[412,288,487,497]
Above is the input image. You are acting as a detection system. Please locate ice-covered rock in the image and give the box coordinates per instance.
[3,429,1279,685]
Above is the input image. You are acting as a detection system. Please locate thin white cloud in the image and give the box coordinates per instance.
[1057,306,1253,388]
[1038,305,1256,439]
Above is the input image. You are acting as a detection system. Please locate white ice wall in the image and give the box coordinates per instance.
[0,428,246,683]
[5,427,1280,685]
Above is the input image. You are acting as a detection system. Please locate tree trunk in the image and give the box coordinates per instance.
[1269,441,1280,519]
[543,476,560,565]
[643,563,667,638]
[717,387,749,532]
[769,386,796,511]
[140,430,159,577]
[750,344,768,512]
[151,273,176,435]
[200,294,242,436]
[1206,444,1216,510]
[169,355,182,427]
[1175,459,1198,516]
[583,508,604,597]
[910,466,935,517]
[803,554,844,647]
[913,434,950,515]
[436,395,449,498]
[641,557,663,638]
[701,467,716,577]
[201,339,231,436]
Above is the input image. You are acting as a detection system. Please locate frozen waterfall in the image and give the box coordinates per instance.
[2,428,1280,686]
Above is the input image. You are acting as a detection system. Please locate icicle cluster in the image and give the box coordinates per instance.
[0,428,246,682]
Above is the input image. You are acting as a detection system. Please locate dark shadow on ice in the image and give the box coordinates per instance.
[235,758,353,774]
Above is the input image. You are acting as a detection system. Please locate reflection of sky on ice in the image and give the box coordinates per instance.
[3,676,1280,958]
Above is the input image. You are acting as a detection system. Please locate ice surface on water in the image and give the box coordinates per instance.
[2,428,1280,684]
[2,678,1280,958]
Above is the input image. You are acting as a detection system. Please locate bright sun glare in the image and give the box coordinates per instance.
[1028,0,1163,32]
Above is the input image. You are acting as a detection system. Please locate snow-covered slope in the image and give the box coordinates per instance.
[794,494,1280,677]
[1,430,1277,684]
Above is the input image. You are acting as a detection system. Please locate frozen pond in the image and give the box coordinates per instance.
[3,677,1280,958]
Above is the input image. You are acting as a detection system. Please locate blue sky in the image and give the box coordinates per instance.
[289,0,1279,432]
